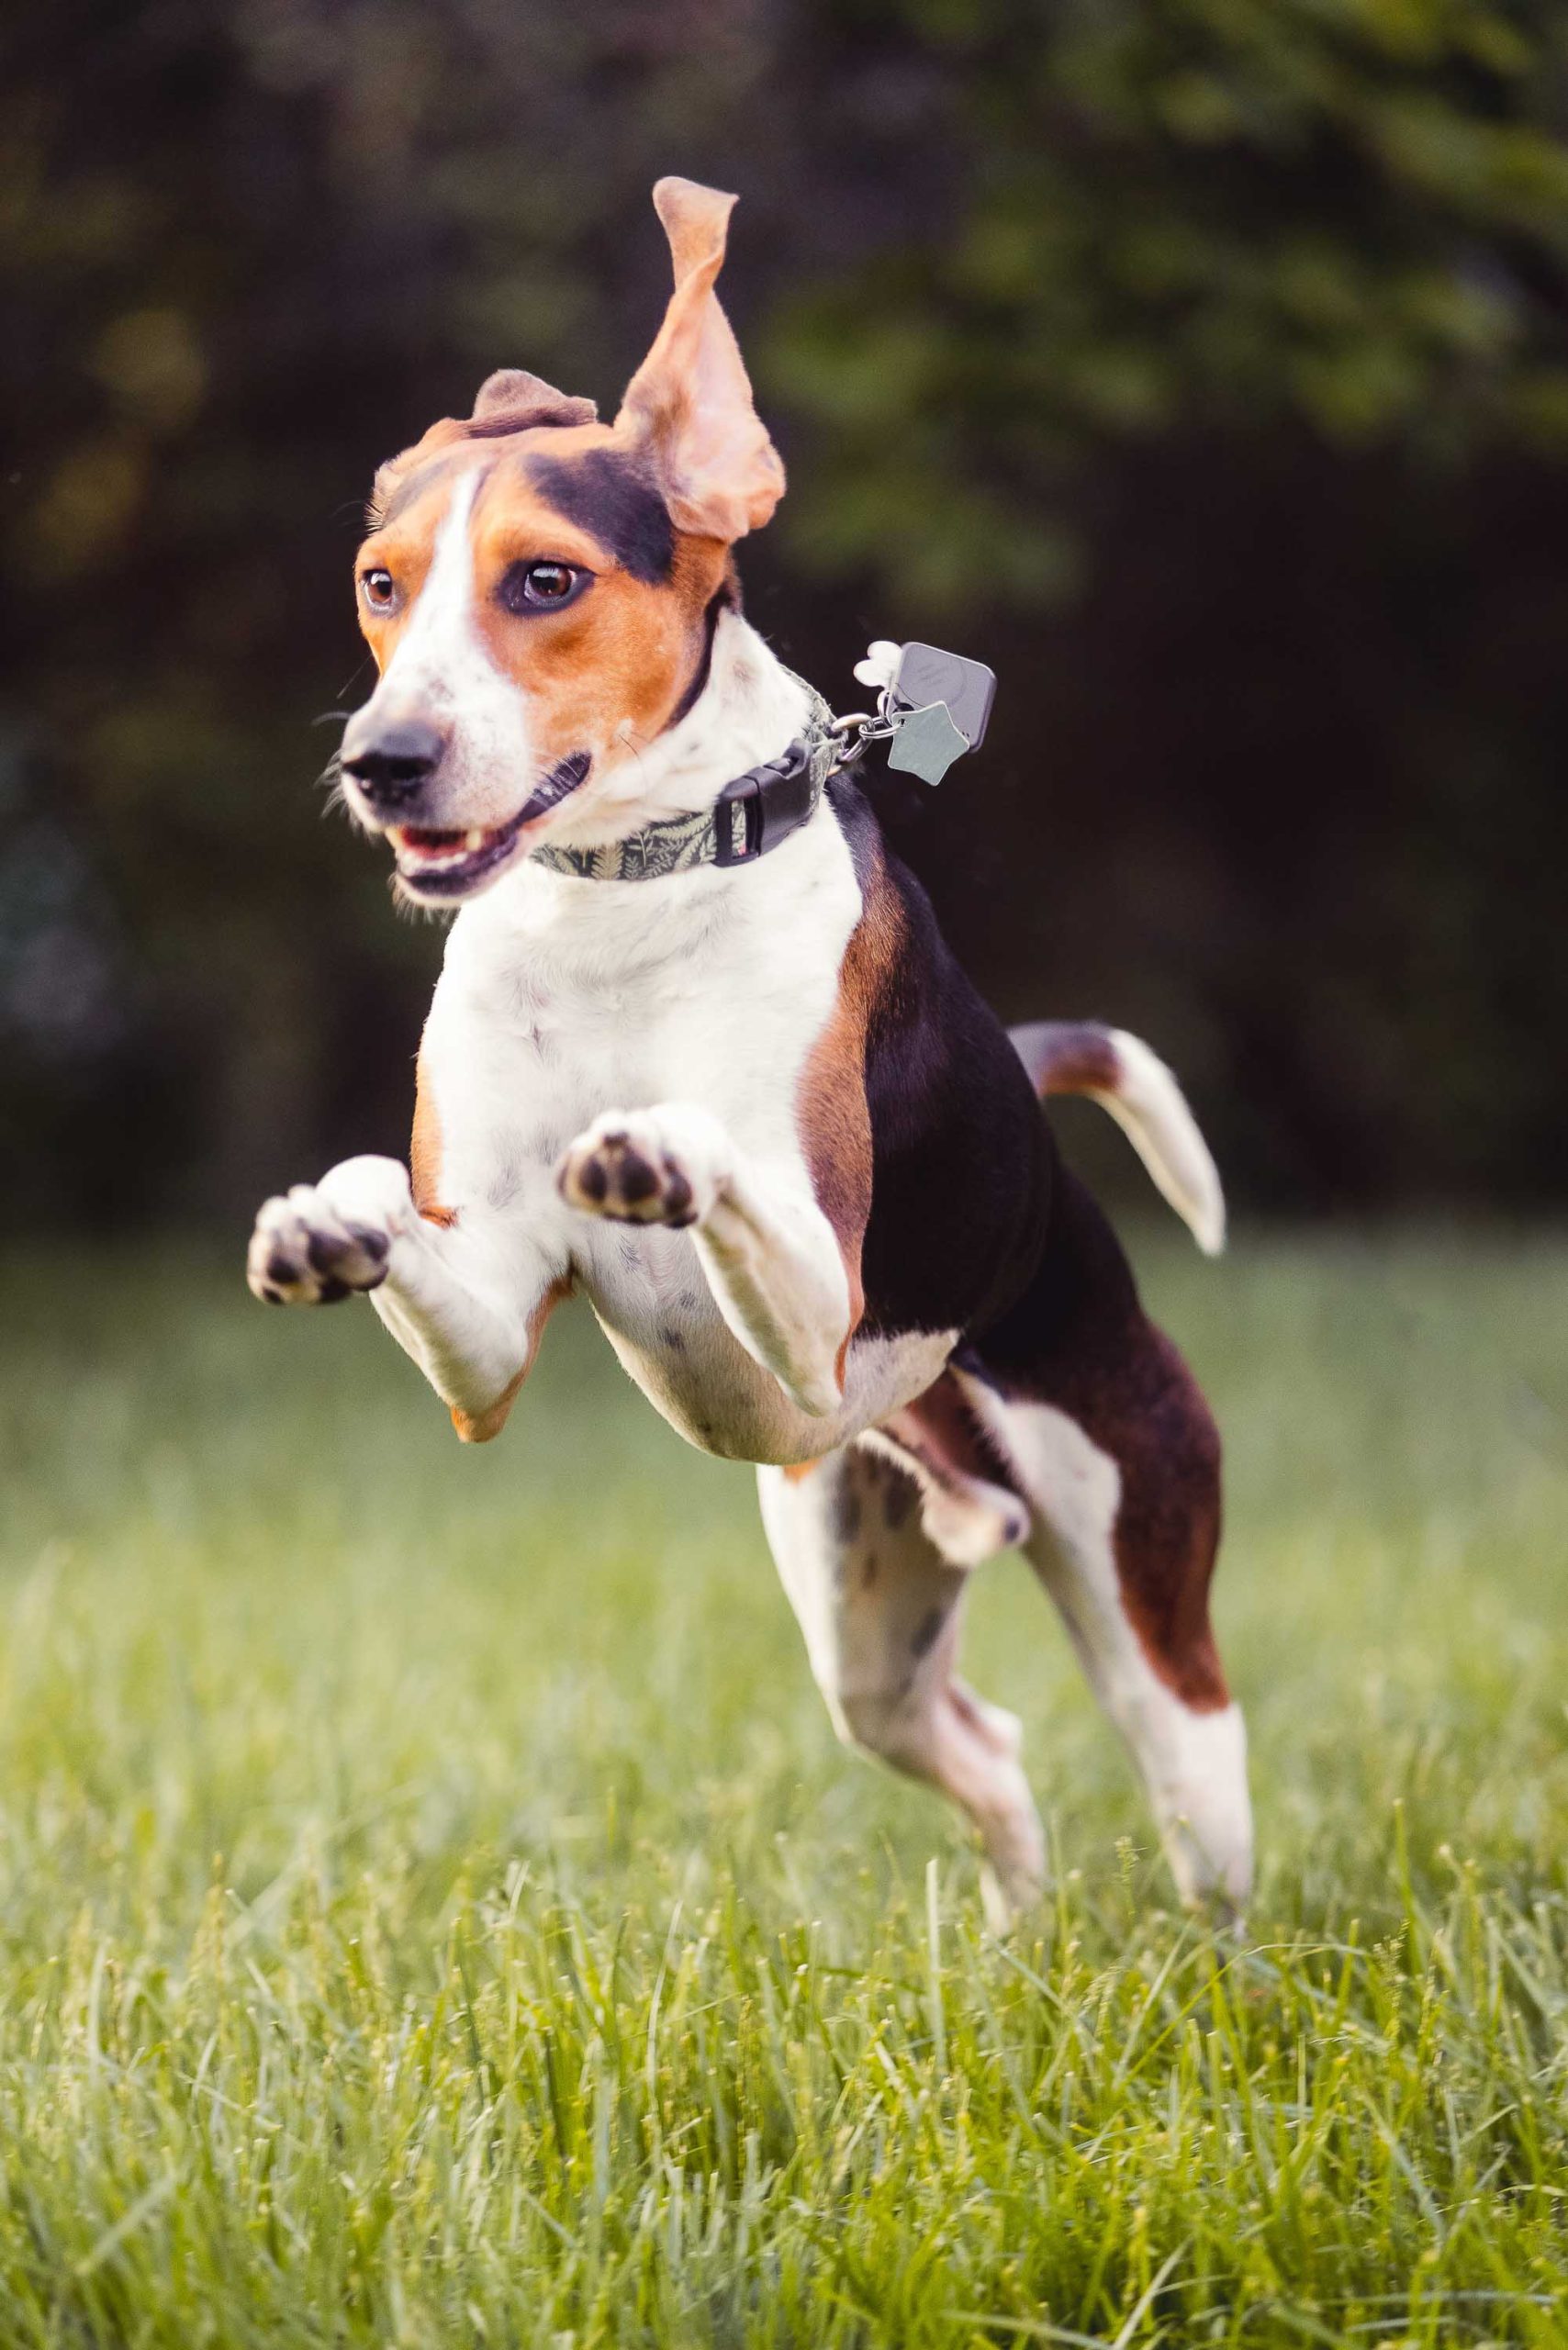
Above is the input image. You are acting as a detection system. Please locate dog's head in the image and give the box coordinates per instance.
[339,177,784,902]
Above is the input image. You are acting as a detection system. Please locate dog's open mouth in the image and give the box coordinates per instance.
[386,752,592,901]
[389,811,531,899]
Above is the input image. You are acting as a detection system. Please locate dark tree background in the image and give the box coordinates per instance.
[3,0,1564,1230]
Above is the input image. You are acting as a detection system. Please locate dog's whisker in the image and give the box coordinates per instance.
[389,872,450,923]
[609,719,656,797]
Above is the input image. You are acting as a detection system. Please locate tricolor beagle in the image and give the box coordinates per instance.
[248,178,1251,1919]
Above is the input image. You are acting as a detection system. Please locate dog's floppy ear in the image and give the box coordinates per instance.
[469,369,598,436]
[615,177,784,543]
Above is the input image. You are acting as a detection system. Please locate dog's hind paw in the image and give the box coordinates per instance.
[555,1106,726,1230]
[247,1157,411,1305]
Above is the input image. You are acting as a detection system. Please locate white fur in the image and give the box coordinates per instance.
[248,1153,543,1423]
[255,611,956,1460]
[560,1102,853,1416]
[354,473,537,832]
[253,564,1243,1915]
[545,607,812,846]
[757,1374,1252,1919]
[1098,1029,1226,1257]
[857,1424,1031,1569]
[349,468,848,861]
[955,1376,1252,1907]
[758,1450,1046,1924]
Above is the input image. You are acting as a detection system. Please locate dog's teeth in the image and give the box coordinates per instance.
[465,829,484,850]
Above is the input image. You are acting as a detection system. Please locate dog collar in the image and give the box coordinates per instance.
[532,688,839,883]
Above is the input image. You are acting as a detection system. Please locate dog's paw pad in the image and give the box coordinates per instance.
[556,1117,709,1228]
[247,1189,394,1305]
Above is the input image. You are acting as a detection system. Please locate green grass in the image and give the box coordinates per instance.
[2,1231,1567,2346]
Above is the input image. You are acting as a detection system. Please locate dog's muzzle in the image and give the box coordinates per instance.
[339,714,448,818]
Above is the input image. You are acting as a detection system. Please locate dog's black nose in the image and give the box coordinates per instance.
[340,718,447,809]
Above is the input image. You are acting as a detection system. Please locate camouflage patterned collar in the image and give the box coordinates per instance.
[532,691,838,883]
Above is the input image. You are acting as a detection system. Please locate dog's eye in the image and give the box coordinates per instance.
[360,568,398,614]
[498,561,588,615]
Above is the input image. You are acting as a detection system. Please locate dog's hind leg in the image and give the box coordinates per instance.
[954,1175,1252,1911]
[859,1370,1034,1570]
[758,1446,1045,1926]
[958,1357,1251,1911]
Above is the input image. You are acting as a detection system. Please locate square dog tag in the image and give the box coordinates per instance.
[894,643,996,754]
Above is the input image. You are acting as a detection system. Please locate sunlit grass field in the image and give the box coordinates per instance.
[2,1232,1567,2345]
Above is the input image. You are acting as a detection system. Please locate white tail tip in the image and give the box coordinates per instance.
[1101,1029,1226,1256]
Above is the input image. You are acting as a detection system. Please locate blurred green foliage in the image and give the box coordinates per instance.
[776,0,1568,599]
[2,0,1565,1223]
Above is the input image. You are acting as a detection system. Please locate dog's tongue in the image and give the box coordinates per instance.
[391,823,487,856]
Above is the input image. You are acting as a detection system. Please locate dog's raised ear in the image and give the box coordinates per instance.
[615,177,784,543]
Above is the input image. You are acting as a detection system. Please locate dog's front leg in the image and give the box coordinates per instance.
[247,1156,564,1441]
[557,1106,851,1416]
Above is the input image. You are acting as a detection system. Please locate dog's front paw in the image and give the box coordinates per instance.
[555,1107,726,1230]
[247,1156,412,1304]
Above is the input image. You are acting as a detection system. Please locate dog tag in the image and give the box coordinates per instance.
[886,699,971,784]
[892,642,997,760]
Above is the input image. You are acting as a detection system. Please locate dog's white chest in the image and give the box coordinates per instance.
[414,821,947,1460]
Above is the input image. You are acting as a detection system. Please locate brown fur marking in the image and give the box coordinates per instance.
[411,1024,566,1438]
[879,1371,1026,1516]
[796,837,905,1387]
[1012,1021,1121,1101]
[1094,1329,1229,1711]
[468,368,598,434]
[411,1047,457,1227]
[358,431,726,796]
[1011,1325,1229,1712]
[450,1276,572,1444]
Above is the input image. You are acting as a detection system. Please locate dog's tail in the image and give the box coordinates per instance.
[1010,1021,1226,1257]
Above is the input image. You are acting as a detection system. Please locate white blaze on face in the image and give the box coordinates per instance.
[362,469,535,825]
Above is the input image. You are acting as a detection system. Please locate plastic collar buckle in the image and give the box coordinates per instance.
[712,735,817,868]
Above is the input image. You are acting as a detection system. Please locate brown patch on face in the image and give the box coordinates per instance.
[475,470,727,779]
[450,1275,572,1444]
[796,833,907,1388]
[347,176,784,856]
[348,179,781,859]
[355,424,729,813]
[1011,1021,1121,1102]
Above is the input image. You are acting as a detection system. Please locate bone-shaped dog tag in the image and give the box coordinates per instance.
[892,642,997,764]
[886,699,971,784]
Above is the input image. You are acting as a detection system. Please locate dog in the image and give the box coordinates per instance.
[247,176,1252,1920]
